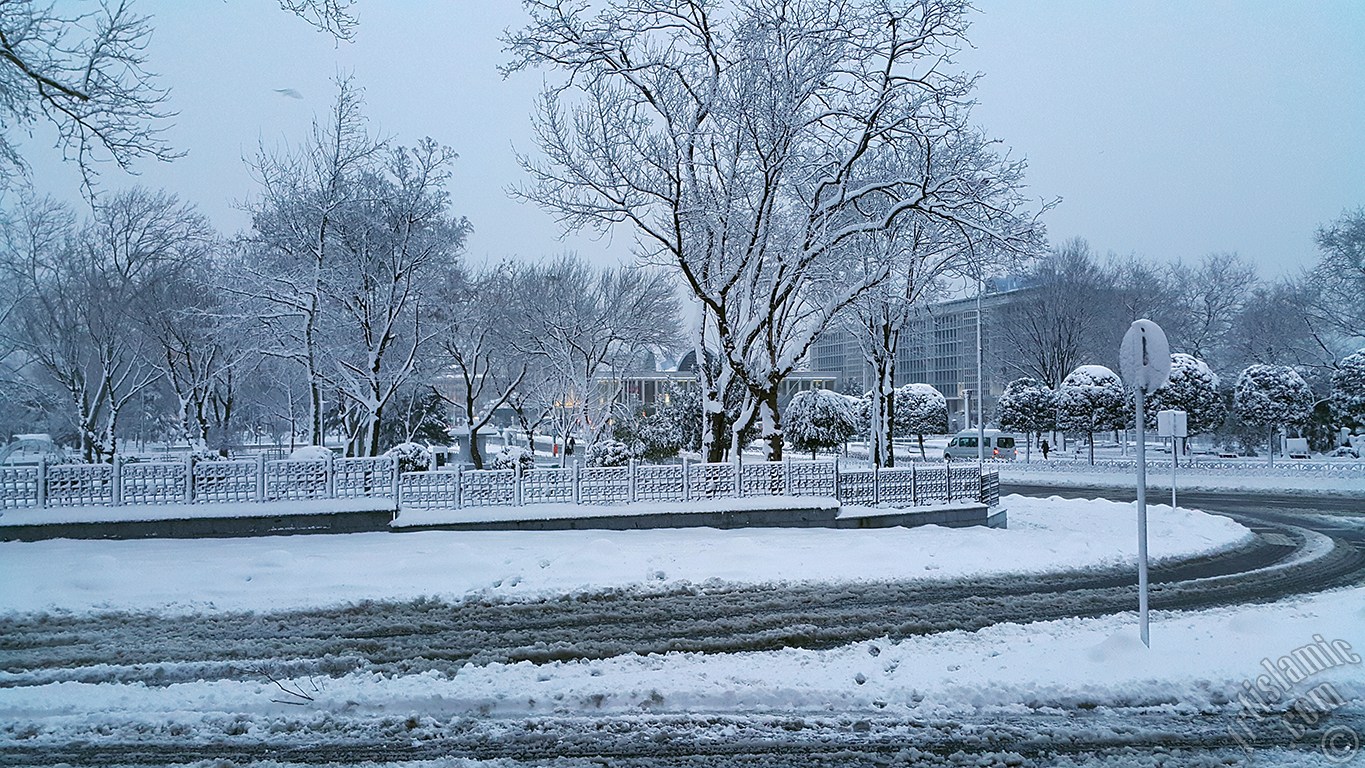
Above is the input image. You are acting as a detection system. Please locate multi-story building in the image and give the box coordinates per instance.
[814,283,1036,431]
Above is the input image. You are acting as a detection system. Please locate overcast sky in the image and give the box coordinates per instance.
[24,1,1365,277]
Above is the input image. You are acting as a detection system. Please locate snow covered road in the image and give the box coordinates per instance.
[1,492,1362,766]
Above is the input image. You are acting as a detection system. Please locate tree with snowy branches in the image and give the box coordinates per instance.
[1142,353,1225,437]
[1057,365,1127,465]
[785,389,858,459]
[996,378,1056,460]
[1232,363,1314,465]
[506,0,1042,461]
[893,383,948,459]
[1330,349,1365,429]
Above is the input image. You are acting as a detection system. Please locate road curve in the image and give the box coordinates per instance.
[3,488,1363,766]
[3,490,1361,690]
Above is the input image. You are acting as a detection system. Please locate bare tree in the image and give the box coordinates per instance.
[279,0,360,41]
[326,139,468,456]
[518,254,681,459]
[0,0,177,193]
[237,77,385,446]
[1306,207,1365,344]
[143,255,250,453]
[1,189,212,460]
[507,0,1037,459]
[1166,252,1258,369]
[432,261,530,470]
[998,239,1114,389]
[834,130,1045,467]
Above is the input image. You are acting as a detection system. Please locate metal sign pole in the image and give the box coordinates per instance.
[1172,437,1177,511]
[1136,388,1149,648]
[1120,319,1170,650]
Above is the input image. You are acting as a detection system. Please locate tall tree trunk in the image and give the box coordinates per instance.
[759,388,782,461]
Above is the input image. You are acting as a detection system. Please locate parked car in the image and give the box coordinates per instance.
[942,429,1018,461]
[1328,445,1360,459]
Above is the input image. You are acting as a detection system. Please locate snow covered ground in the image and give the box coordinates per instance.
[0,495,1249,615]
[999,465,1365,495]
[0,493,1360,765]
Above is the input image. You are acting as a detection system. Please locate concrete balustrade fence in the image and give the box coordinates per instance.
[0,456,1000,511]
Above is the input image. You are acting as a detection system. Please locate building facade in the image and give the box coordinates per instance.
[815,285,1036,431]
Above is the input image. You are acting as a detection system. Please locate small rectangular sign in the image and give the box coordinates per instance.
[1157,409,1187,438]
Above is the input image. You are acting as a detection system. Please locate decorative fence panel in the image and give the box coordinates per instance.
[788,460,836,497]
[1,454,1003,515]
[914,466,949,503]
[634,464,686,503]
[334,457,394,499]
[949,465,982,501]
[460,469,516,507]
[265,459,328,500]
[0,466,39,508]
[877,467,917,506]
[45,464,114,506]
[687,462,736,500]
[399,471,460,509]
[521,467,575,505]
[195,460,257,503]
[741,461,786,497]
[838,469,877,505]
[121,461,189,505]
[580,466,630,504]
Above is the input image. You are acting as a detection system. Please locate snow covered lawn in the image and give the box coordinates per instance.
[0,495,1250,615]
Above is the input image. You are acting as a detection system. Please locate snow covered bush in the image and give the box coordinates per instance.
[1331,348,1365,428]
[893,383,948,458]
[633,410,686,462]
[288,445,333,462]
[785,388,857,457]
[1057,365,1127,464]
[848,393,872,438]
[1144,353,1225,435]
[586,439,633,467]
[1233,364,1313,461]
[489,445,535,473]
[997,378,1056,441]
[384,442,433,473]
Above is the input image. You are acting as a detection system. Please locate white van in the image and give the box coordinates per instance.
[942,429,1018,461]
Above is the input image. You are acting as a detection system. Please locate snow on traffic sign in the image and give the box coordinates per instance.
[1119,319,1171,393]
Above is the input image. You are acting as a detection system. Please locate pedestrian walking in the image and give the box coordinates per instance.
[1040,438,1050,460]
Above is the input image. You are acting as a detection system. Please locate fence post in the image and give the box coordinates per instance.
[573,461,581,505]
[833,456,841,502]
[946,465,952,503]
[185,455,194,503]
[911,462,918,506]
[389,456,400,502]
[873,463,881,505]
[324,452,336,498]
[628,458,638,503]
[681,458,690,501]
[514,462,524,506]
[783,456,792,496]
[256,454,267,502]
[733,455,742,498]
[454,465,463,509]
[36,457,47,508]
